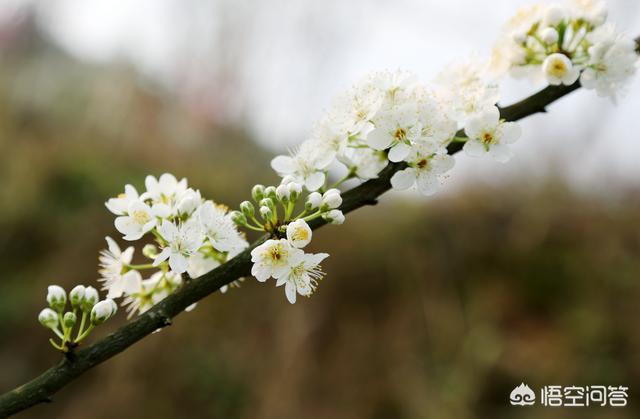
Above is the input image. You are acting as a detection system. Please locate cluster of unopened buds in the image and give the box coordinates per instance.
[36,0,638,348]
[38,285,116,351]
[230,177,344,303]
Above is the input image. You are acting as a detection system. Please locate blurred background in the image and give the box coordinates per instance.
[1,0,639,418]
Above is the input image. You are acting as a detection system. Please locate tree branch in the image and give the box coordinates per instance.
[1,38,638,416]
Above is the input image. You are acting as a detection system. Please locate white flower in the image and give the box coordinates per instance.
[197,201,248,254]
[286,219,312,249]
[326,85,382,138]
[581,25,638,99]
[271,140,334,191]
[98,236,135,298]
[250,239,303,282]
[368,103,421,162]
[391,150,455,196]
[435,57,500,123]
[275,252,329,304]
[337,147,388,180]
[46,285,66,311]
[105,184,139,215]
[415,91,458,151]
[542,53,580,85]
[323,209,345,225]
[141,173,189,216]
[154,220,204,274]
[114,200,159,241]
[90,299,117,324]
[122,271,182,317]
[463,106,522,163]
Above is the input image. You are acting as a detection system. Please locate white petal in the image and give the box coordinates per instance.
[367,128,392,150]
[285,281,297,304]
[158,220,178,241]
[390,168,416,190]
[251,263,271,282]
[500,122,522,144]
[153,247,171,266]
[416,172,439,196]
[122,270,142,294]
[169,253,189,274]
[271,155,296,174]
[388,142,411,162]
[115,217,141,239]
[463,140,486,157]
[489,144,513,163]
[481,106,500,127]
[305,171,325,191]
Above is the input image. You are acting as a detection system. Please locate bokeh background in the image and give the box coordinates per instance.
[1,0,640,418]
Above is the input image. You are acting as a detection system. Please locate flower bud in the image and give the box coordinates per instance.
[82,286,99,312]
[545,5,565,26]
[259,206,273,220]
[38,308,59,329]
[143,244,158,258]
[264,186,277,199]
[91,299,117,325]
[63,311,77,329]
[286,219,312,249]
[322,190,342,209]
[251,184,265,202]
[281,175,296,185]
[240,201,255,217]
[176,189,202,215]
[323,209,345,225]
[287,182,302,200]
[69,285,86,310]
[47,285,67,311]
[511,30,527,44]
[260,198,276,213]
[275,185,290,202]
[541,27,558,44]
[305,192,322,210]
[230,210,248,226]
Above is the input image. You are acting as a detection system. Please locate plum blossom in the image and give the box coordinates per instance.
[271,140,334,191]
[276,252,329,304]
[250,239,302,282]
[463,106,522,163]
[197,201,248,254]
[153,220,204,274]
[105,184,139,215]
[391,149,455,196]
[114,200,159,241]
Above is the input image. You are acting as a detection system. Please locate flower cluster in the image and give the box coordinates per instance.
[102,173,248,317]
[38,285,116,351]
[37,1,639,339]
[232,178,344,303]
[492,0,638,99]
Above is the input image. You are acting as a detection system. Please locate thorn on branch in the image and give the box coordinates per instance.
[365,199,378,206]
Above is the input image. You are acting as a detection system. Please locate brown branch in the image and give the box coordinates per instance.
[1,39,638,416]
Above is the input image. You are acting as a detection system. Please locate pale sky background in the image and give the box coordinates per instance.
[2,0,639,194]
